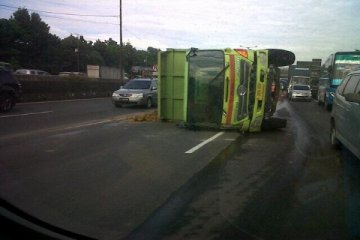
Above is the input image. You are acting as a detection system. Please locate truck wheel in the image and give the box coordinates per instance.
[0,93,15,112]
[262,117,287,131]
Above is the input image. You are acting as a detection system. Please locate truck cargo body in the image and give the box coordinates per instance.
[158,48,295,132]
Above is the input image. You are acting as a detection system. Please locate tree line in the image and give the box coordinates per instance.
[0,8,159,74]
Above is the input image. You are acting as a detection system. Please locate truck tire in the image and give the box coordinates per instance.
[262,117,287,131]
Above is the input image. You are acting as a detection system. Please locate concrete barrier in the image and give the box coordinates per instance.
[16,75,127,102]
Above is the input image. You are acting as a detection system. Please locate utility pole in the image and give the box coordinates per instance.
[119,0,124,82]
[74,33,80,72]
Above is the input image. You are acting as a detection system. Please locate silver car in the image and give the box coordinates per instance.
[289,84,312,101]
[15,69,50,75]
[331,70,360,159]
[112,78,157,108]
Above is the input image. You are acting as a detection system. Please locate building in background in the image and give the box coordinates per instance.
[87,65,127,80]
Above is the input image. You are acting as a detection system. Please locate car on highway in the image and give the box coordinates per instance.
[112,78,157,108]
[288,84,312,101]
[330,70,360,159]
[0,68,22,112]
[15,69,50,75]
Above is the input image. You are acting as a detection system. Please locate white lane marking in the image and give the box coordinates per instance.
[185,132,224,154]
[17,97,109,105]
[58,120,112,131]
[51,130,85,138]
[0,111,53,118]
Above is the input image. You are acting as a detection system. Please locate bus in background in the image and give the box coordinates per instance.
[318,51,360,110]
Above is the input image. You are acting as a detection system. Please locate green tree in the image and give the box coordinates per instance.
[122,42,137,73]
[0,8,62,73]
[147,47,160,67]
[1,8,160,75]
[60,35,80,72]
[0,18,22,68]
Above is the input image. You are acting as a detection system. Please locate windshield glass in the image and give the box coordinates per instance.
[333,54,360,85]
[123,80,151,89]
[187,50,224,126]
[293,85,310,90]
[291,76,310,85]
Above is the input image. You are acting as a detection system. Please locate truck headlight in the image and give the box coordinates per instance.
[112,92,119,97]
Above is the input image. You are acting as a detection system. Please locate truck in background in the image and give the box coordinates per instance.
[157,48,295,132]
[288,75,310,95]
[288,59,321,98]
[318,51,360,110]
[289,75,310,86]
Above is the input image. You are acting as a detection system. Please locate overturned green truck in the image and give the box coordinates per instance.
[157,48,295,132]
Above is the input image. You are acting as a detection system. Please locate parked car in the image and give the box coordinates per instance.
[112,78,157,108]
[0,68,22,112]
[15,69,50,75]
[288,84,312,101]
[330,70,360,159]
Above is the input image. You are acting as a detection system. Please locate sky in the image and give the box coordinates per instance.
[1,0,360,62]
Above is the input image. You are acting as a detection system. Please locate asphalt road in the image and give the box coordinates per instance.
[0,98,240,239]
[1,97,359,240]
[149,98,360,240]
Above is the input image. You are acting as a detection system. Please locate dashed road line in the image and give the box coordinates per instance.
[0,111,53,118]
[185,132,224,154]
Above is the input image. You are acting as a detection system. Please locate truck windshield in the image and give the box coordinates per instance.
[293,85,310,90]
[188,50,225,126]
[291,76,310,85]
[333,54,360,86]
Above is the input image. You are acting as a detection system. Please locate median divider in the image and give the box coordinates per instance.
[16,75,126,102]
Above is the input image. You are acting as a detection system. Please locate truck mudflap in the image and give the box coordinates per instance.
[261,117,287,131]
